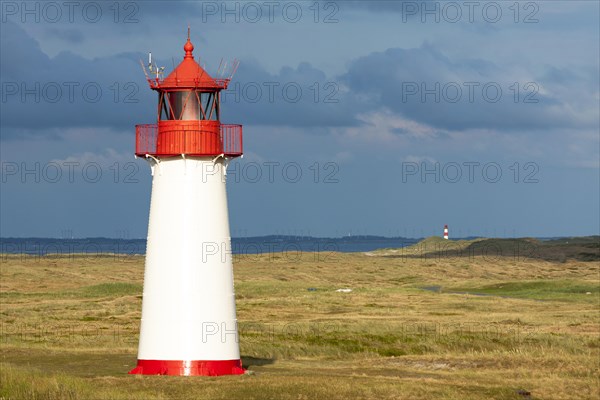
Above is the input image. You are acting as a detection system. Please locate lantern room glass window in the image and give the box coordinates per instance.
[159,91,220,121]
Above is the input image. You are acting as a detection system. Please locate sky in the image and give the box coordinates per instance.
[1,0,599,238]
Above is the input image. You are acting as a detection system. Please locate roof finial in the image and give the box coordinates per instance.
[184,26,194,59]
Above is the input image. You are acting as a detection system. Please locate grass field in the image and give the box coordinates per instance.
[1,237,599,399]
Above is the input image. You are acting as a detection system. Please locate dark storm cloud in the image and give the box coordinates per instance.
[44,27,85,44]
[0,21,358,139]
[2,20,596,139]
[135,1,200,14]
[340,45,596,132]
[318,0,433,13]
[0,22,153,137]
[538,65,599,93]
[224,61,360,128]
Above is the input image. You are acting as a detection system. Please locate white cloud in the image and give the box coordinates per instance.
[403,155,437,164]
[332,108,441,147]
[51,148,132,166]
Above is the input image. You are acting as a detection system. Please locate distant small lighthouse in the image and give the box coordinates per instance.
[443,225,449,240]
[129,29,244,376]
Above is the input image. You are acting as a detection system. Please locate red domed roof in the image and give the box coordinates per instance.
[159,31,220,89]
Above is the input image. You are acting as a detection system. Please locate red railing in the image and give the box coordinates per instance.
[221,124,243,155]
[135,123,243,158]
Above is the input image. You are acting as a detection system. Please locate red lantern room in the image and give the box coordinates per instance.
[135,29,242,158]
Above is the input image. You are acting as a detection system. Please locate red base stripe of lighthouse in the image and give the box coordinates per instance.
[129,359,245,376]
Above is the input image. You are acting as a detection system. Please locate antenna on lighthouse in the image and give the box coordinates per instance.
[141,51,165,83]
[139,59,150,81]
[229,59,240,80]
[216,58,240,84]
[217,59,225,77]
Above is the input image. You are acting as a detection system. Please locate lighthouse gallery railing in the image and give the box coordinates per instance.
[135,123,243,157]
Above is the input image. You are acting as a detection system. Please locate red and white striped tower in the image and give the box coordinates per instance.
[443,225,449,240]
[129,29,245,376]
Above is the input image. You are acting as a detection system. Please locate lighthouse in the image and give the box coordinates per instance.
[443,225,449,240]
[129,29,245,376]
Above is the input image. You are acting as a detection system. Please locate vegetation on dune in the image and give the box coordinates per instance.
[448,280,600,302]
[372,236,600,263]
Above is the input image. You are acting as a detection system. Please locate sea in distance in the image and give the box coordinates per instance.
[0,236,427,257]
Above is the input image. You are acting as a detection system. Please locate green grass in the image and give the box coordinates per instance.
[0,282,142,300]
[79,283,142,297]
[449,280,600,302]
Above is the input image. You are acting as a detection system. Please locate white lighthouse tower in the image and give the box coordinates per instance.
[443,225,449,240]
[129,30,245,376]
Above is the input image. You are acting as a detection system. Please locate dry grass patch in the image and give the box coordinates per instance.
[1,243,598,399]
